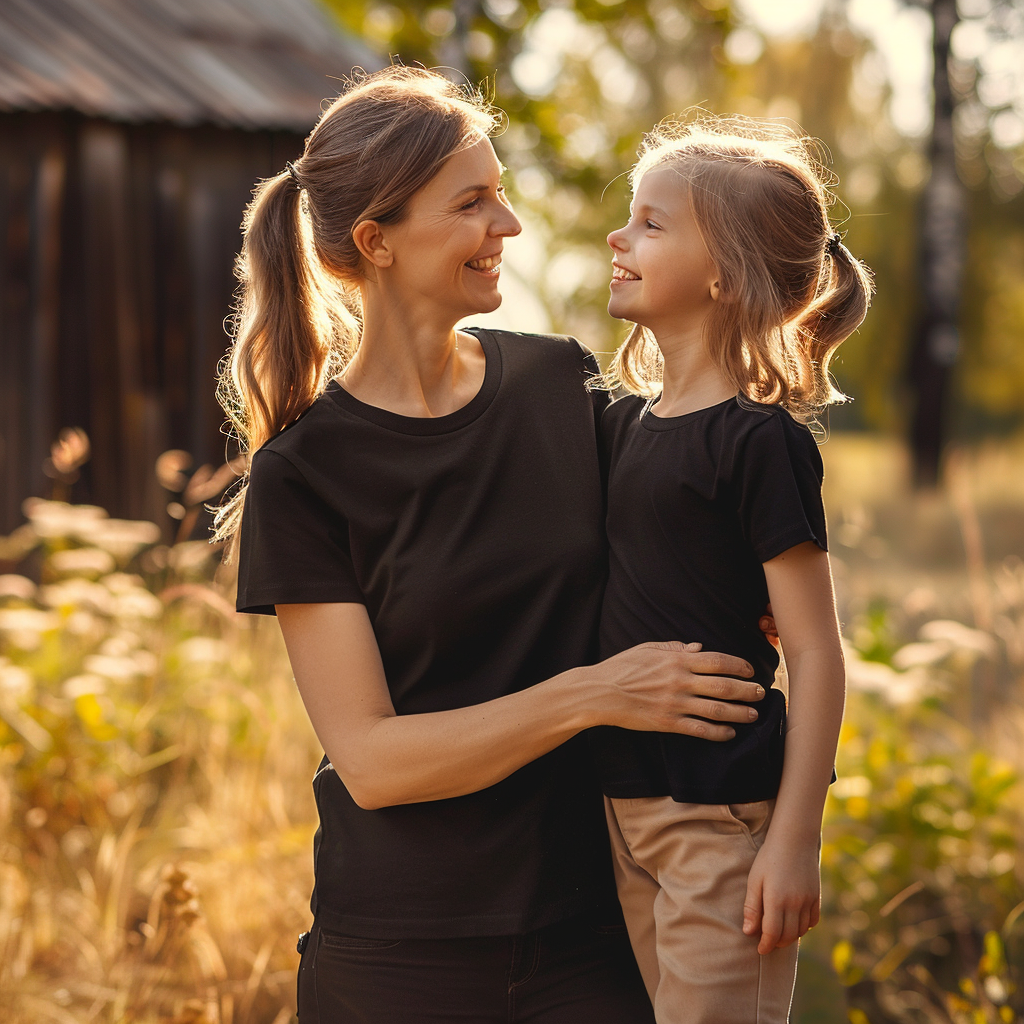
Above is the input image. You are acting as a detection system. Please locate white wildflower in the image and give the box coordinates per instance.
[49,547,116,578]
[39,579,113,616]
[175,637,229,666]
[62,674,107,699]
[23,499,107,539]
[78,518,161,560]
[83,654,140,682]
[918,620,998,659]
[0,575,37,601]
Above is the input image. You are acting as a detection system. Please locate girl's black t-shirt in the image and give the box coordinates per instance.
[591,394,827,805]
[235,328,618,939]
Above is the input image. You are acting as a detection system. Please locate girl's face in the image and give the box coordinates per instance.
[606,164,719,333]
[380,135,522,322]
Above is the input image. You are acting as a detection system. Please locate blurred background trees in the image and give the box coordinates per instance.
[322,0,1024,483]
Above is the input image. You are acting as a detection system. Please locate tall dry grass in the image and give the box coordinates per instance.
[0,434,1023,1023]
[0,501,319,1024]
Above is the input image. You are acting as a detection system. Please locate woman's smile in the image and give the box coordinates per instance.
[465,252,503,275]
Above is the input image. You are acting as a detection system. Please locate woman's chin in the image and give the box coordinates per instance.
[473,291,503,315]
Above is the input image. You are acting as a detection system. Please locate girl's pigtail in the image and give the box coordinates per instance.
[794,236,874,410]
[213,170,357,544]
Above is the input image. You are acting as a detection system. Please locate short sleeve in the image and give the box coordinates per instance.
[235,448,364,615]
[735,412,827,563]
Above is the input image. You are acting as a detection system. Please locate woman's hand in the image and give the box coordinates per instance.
[585,641,764,740]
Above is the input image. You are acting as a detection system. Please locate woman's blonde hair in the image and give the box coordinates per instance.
[602,115,874,420]
[214,66,499,542]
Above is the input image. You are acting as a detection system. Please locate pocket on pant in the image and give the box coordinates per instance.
[319,929,401,951]
[725,799,774,851]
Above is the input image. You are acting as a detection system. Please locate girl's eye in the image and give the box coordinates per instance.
[646,220,661,230]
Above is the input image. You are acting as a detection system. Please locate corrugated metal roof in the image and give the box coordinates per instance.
[0,0,382,130]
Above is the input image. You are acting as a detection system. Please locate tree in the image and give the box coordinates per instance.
[316,0,1024,454]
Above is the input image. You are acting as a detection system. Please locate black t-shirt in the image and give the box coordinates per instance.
[236,328,619,939]
[590,394,827,804]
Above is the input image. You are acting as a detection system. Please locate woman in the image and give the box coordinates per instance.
[222,66,764,1023]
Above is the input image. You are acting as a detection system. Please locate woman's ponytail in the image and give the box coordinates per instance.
[213,169,358,543]
[212,66,498,546]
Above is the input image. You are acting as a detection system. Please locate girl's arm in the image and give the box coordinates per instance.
[742,540,846,954]
[277,601,765,810]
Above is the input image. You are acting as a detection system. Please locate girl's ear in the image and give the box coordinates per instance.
[352,219,393,268]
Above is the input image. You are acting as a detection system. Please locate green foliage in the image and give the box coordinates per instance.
[823,691,1024,1022]
[317,0,1024,435]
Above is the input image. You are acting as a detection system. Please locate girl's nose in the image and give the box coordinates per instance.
[607,226,627,251]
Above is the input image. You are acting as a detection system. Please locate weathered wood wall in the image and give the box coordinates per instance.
[0,111,302,532]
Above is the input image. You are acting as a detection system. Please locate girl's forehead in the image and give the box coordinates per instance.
[632,163,689,202]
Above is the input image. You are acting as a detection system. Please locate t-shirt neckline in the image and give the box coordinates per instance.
[325,327,502,435]
[639,394,739,432]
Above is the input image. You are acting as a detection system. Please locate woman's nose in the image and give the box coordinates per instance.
[494,201,522,238]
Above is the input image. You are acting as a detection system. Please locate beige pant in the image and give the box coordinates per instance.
[604,796,799,1024]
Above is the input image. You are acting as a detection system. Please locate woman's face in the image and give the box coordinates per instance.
[379,135,522,322]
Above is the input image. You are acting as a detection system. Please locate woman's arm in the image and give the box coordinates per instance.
[277,602,765,810]
[742,541,846,953]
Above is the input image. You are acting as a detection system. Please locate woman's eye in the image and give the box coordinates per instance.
[461,197,482,210]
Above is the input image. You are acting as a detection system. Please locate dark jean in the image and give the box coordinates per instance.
[296,912,655,1023]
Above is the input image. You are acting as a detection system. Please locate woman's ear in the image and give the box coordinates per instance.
[352,220,393,268]
[710,279,721,301]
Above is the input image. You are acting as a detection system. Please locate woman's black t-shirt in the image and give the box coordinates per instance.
[591,394,827,805]
[236,328,617,939]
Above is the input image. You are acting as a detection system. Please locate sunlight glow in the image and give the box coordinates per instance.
[735,0,822,38]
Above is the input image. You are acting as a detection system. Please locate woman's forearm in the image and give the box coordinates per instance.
[338,668,591,808]
[278,600,763,809]
[338,650,763,809]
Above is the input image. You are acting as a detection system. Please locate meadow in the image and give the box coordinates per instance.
[1,434,1023,1024]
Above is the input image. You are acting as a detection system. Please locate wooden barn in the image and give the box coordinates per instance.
[0,0,377,533]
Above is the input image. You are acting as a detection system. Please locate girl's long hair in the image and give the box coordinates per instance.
[602,116,874,421]
[214,67,498,542]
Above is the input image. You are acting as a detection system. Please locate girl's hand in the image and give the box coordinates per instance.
[741,835,821,954]
[759,603,780,648]
[589,641,765,741]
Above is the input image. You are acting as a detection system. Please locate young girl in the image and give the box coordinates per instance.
[592,117,873,1023]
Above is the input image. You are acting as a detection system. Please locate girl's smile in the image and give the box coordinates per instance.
[611,262,641,283]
